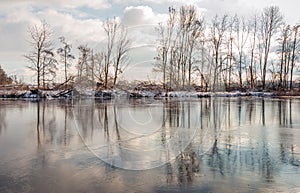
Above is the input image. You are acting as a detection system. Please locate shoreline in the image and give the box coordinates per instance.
[0,89,299,99]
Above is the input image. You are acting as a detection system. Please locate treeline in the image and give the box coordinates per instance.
[23,5,300,92]
[24,17,130,90]
[154,5,300,91]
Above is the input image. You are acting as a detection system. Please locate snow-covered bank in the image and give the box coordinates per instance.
[0,88,288,99]
[159,91,274,98]
[84,90,276,99]
[0,89,76,99]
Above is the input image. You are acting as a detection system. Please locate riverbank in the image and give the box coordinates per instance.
[1,88,299,99]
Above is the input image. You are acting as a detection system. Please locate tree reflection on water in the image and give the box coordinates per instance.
[73,98,300,184]
[0,98,299,192]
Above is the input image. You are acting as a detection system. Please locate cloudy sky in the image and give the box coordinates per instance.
[0,0,299,83]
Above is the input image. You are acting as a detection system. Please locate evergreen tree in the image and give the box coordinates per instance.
[0,65,13,85]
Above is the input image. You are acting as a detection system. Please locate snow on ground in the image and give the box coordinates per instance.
[0,88,276,99]
[161,91,274,98]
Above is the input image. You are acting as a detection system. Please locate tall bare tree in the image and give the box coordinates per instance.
[103,17,117,89]
[209,14,228,91]
[248,13,259,88]
[155,5,205,91]
[154,7,176,90]
[233,15,249,87]
[102,17,131,88]
[289,24,300,89]
[277,24,291,88]
[113,26,130,86]
[184,6,205,90]
[222,16,235,90]
[260,6,283,89]
[57,37,75,84]
[77,45,90,84]
[24,21,53,89]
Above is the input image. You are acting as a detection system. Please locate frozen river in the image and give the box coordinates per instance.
[0,97,300,192]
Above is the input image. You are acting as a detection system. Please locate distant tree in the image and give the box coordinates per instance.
[24,21,53,89]
[57,37,75,84]
[10,74,23,85]
[0,65,13,85]
[77,45,90,84]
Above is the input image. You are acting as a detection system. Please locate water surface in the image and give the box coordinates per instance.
[0,97,300,192]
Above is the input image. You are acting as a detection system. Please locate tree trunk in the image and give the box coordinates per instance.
[239,54,243,87]
[64,50,67,83]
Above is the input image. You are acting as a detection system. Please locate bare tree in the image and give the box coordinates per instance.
[233,15,249,87]
[90,49,96,89]
[154,5,205,91]
[153,5,295,92]
[222,16,235,90]
[174,5,204,90]
[77,45,90,84]
[260,6,283,89]
[41,49,57,88]
[94,52,105,84]
[195,34,210,91]
[185,6,205,90]
[154,23,168,89]
[113,26,130,86]
[57,37,75,84]
[277,24,291,88]
[209,14,228,91]
[103,17,117,89]
[154,7,176,90]
[24,21,53,89]
[248,13,259,88]
[102,17,131,88]
[289,24,300,89]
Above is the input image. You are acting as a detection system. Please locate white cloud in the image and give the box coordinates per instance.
[1,7,106,50]
[123,6,168,26]
[237,0,300,24]
[57,0,111,10]
[0,0,111,11]
[113,0,204,5]
[121,5,168,56]
[122,6,167,64]
[198,0,300,24]
[38,9,105,44]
